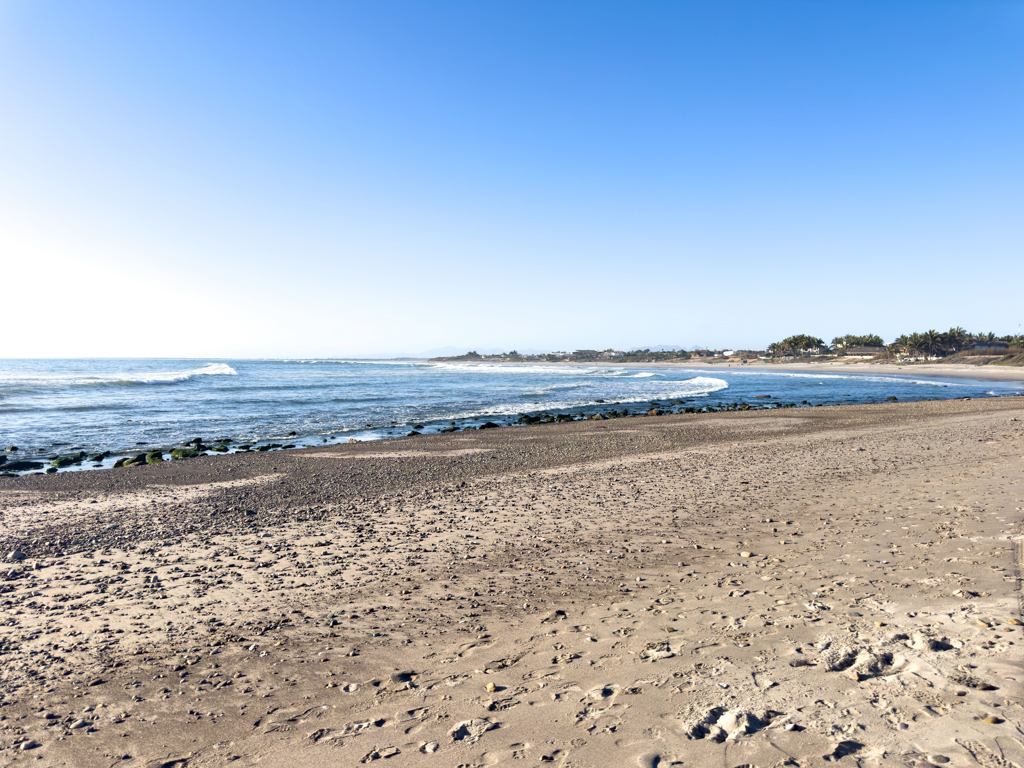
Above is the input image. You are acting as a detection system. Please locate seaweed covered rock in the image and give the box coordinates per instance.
[2,460,44,471]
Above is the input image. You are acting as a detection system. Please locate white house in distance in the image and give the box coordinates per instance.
[838,346,886,358]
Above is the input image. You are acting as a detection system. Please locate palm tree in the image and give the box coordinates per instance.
[919,330,943,357]
[945,327,968,353]
[888,334,909,355]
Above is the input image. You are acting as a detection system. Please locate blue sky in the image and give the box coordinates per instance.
[1,1,1022,357]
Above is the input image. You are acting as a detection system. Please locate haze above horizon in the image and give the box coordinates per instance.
[1,1,1022,359]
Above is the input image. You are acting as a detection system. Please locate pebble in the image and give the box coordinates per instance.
[485,681,496,693]
[926,757,949,765]
[982,715,1003,724]
[7,550,26,562]
[19,740,39,751]
[739,551,752,558]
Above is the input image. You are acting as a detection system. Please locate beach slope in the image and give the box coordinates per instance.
[0,398,1022,767]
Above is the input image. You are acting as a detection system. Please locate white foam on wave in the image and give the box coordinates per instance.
[522,382,584,396]
[1,363,239,389]
[428,362,606,376]
[437,376,730,421]
[426,362,678,380]
[124,363,238,383]
[721,370,971,387]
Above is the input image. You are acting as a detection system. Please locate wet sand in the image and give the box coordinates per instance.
[0,398,1022,767]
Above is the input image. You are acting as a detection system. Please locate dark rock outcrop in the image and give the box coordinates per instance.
[1,460,44,471]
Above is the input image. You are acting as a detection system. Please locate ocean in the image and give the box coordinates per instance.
[1,358,1020,474]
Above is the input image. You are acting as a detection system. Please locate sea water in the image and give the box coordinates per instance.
[0,358,1020,473]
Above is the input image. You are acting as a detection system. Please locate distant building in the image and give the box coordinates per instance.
[839,346,886,357]
[969,340,1009,351]
[722,350,735,356]
[572,350,600,357]
[600,351,625,359]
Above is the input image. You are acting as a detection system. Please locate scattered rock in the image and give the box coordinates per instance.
[1,460,44,471]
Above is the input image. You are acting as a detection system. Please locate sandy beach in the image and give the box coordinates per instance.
[676,361,1024,384]
[433,358,1024,384]
[1,397,1022,767]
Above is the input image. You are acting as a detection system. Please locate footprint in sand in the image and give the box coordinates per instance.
[636,753,683,767]
[449,717,498,744]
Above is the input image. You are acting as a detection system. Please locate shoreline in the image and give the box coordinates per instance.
[0,397,1021,765]
[4,360,1022,477]
[432,356,1024,382]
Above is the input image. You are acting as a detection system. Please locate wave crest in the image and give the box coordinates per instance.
[0,363,238,393]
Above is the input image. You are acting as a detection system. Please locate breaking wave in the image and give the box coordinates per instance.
[0,363,238,393]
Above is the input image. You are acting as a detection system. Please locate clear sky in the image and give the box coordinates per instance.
[2,1,1022,357]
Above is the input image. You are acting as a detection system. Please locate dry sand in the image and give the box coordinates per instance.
[436,357,1024,384]
[0,398,1022,767]
[674,361,1024,384]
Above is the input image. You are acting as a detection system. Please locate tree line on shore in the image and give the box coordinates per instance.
[768,328,1024,358]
